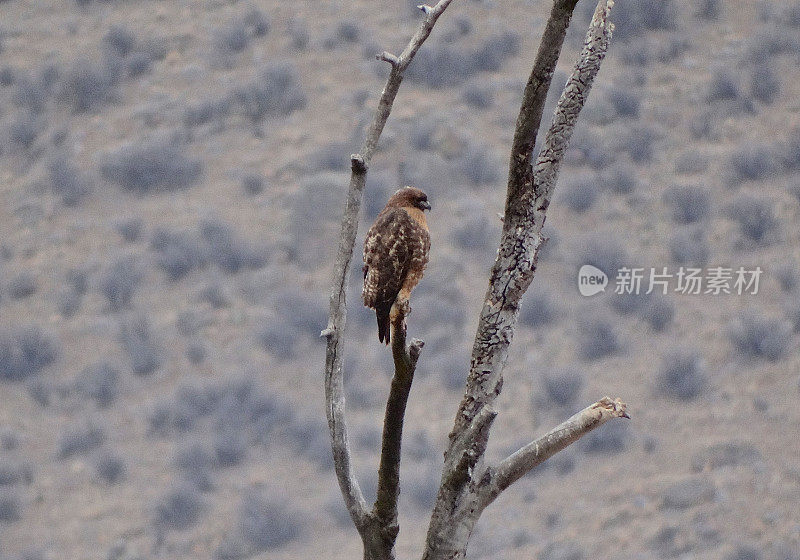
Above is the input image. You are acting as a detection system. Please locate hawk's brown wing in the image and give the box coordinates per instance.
[362,207,428,343]
[362,207,414,309]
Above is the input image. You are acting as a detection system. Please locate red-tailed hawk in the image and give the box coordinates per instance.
[362,186,431,344]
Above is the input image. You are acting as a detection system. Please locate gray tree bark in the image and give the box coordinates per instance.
[322,1,626,559]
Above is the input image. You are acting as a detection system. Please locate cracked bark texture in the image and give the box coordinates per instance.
[324,1,626,559]
[423,2,618,558]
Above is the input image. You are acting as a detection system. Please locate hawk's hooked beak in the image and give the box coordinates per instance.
[420,200,431,211]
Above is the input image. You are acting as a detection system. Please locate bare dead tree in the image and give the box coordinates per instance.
[322,1,628,559]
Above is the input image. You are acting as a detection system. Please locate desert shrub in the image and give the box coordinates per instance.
[407,465,440,510]
[607,0,677,40]
[691,441,763,472]
[0,66,14,86]
[576,236,629,277]
[0,460,31,486]
[286,414,334,470]
[674,151,709,174]
[0,432,19,451]
[94,451,125,483]
[540,541,584,560]
[49,156,89,206]
[599,161,637,194]
[7,272,36,300]
[542,368,584,407]
[577,315,618,361]
[101,137,202,194]
[622,126,656,163]
[728,194,778,245]
[114,218,143,242]
[183,98,233,128]
[308,141,351,172]
[213,430,247,467]
[244,8,269,37]
[459,142,502,185]
[696,0,721,19]
[407,32,519,88]
[323,20,360,48]
[12,67,58,114]
[669,227,709,265]
[607,87,640,118]
[57,423,105,458]
[0,326,59,381]
[775,262,798,292]
[186,341,207,365]
[241,172,265,195]
[154,483,204,531]
[728,144,774,182]
[214,21,250,54]
[151,228,207,280]
[57,287,82,318]
[0,491,20,523]
[462,84,493,109]
[519,289,558,329]
[75,363,119,408]
[60,58,119,113]
[238,489,303,551]
[99,257,141,311]
[663,185,711,224]
[234,63,306,122]
[559,173,598,213]
[725,545,762,560]
[126,51,153,77]
[660,478,715,510]
[656,349,706,399]
[641,296,674,331]
[579,419,630,453]
[103,26,137,57]
[288,18,309,50]
[200,219,266,273]
[750,64,780,104]
[706,70,740,102]
[175,442,214,491]
[689,110,715,140]
[473,31,520,71]
[199,284,228,309]
[8,111,39,149]
[26,379,51,407]
[120,315,160,375]
[729,311,792,361]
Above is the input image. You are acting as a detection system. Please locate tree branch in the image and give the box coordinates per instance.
[423,2,616,557]
[505,0,579,225]
[322,0,455,545]
[477,397,629,509]
[371,316,424,553]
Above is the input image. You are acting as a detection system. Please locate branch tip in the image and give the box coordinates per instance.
[594,396,629,419]
[377,51,400,67]
[417,4,433,14]
[320,327,334,338]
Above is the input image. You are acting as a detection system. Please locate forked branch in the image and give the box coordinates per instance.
[423,2,620,558]
[321,0,455,554]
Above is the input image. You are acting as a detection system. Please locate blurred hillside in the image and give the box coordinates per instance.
[0,0,799,559]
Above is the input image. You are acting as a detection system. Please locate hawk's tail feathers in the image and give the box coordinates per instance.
[376,302,392,345]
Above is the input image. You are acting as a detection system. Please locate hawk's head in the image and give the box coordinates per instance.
[388,186,431,211]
